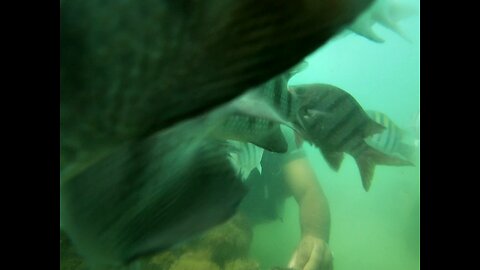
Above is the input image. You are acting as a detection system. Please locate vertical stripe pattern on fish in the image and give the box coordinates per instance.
[365,110,417,163]
[289,84,413,191]
[227,140,264,181]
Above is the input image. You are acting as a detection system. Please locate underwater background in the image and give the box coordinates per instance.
[60,0,420,269]
[250,0,420,269]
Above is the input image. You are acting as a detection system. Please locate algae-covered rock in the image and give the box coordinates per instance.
[60,230,88,270]
[140,250,178,270]
[224,258,260,270]
[168,251,220,270]
[61,213,258,270]
[195,213,253,264]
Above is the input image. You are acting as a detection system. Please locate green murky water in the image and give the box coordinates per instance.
[60,0,420,269]
[251,0,420,268]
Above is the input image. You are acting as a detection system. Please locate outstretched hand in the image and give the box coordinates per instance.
[288,235,333,270]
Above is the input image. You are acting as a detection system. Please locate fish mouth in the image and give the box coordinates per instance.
[294,106,326,147]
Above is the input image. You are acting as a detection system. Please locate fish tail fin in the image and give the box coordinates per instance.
[397,141,417,163]
[397,125,419,163]
[355,144,414,191]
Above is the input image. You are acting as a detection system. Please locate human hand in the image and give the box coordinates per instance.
[288,235,333,270]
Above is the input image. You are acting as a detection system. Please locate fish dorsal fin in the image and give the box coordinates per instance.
[320,148,344,171]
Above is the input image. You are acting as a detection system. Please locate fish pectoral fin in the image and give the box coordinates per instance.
[355,144,415,191]
[320,149,344,171]
[397,142,416,162]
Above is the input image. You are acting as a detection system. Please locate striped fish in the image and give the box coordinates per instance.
[215,113,289,153]
[61,0,374,182]
[289,84,413,191]
[365,110,417,163]
[227,140,264,181]
[253,64,304,123]
[210,62,308,153]
[60,117,248,267]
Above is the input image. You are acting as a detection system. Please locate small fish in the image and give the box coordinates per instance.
[217,64,306,151]
[289,84,413,191]
[227,140,265,181]
[59,87,307,268]
[365,110,418,163]
[213,65,308,153]
[212,91,293,153]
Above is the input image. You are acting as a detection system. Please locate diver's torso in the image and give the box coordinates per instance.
[239,126,305,224]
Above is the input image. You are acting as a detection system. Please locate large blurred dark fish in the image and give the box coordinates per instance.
[60,0,377,267]
[60,0,374,181]
[60,116,248,269]
[289,84,413,191]
[59,85,304,269]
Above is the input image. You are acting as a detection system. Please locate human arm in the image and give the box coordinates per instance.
[283,157,333,270]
